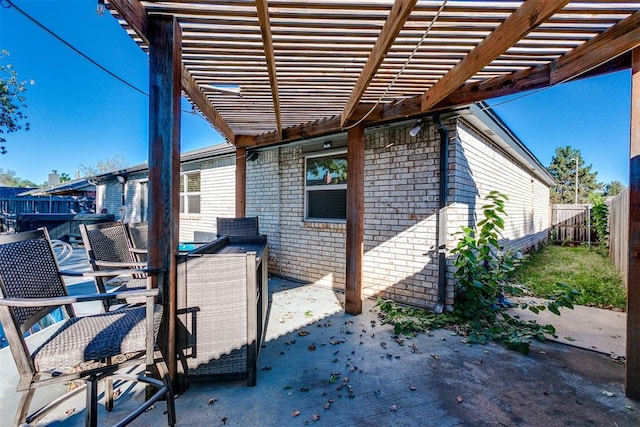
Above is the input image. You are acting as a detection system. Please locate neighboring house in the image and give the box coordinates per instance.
[95,102,554,310]
[93,144,236,240]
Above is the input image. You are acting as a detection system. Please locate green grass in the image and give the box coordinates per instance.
[512,244,626,310]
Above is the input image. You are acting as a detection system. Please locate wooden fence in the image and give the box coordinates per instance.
[550,204,594,245]
[608,188,629,288]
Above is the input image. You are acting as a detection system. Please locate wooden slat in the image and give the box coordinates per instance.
[108,0,234,143]
[421,0,570,112]
[340,0,417,127]
[256,0,282,137]
[551,10,640,84]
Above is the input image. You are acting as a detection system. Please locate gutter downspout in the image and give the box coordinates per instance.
[434,114,449,314]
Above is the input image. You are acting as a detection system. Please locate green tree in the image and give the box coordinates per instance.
[79,155,128,177]
[0,51,33,153]
[59,172,71,183]
[603,180,624,197]
[547,146,602,204]
[0,168,38,187]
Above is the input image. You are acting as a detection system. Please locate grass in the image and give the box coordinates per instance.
[512,244,626,310]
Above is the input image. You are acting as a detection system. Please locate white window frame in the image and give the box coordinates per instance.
[304,149,347,222]
[180,171,201,215]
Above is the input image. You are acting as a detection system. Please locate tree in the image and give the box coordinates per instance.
[0,51,33,154]
[79,155,128,177]
[59,172,71,183]
[0,168,38,188]
[603,180,624,198]
[547,146,602,204]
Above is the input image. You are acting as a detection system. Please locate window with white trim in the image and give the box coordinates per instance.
[180,172,201,214]
[305,151,347,221]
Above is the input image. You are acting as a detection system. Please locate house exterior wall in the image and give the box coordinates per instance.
[95,155,235,242]
[449,119,550,253]
[98,115,551,311]
[180,156,235,242]
[247,118,551,310]
[246,147,347,288]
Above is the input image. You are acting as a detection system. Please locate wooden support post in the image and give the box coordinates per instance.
[148,15,181,386]
[627,46,640,399]
[345,124,365,315]
[236,147,247,218]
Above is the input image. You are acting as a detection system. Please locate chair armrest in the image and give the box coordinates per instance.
[58,268,154,278]
[0,288,159,307]
[129,248,147,255]
[92,260,147,269]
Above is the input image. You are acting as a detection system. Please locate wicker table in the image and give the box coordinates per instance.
[176,235,268,387]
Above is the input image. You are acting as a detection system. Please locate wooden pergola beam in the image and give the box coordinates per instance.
[420,0,570,112]
[108,0,235,143]
[551,10,640,85]
[255,0,282,138]
[340,0,417,127]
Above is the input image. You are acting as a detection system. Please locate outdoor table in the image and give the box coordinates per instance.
[176,235,268,387]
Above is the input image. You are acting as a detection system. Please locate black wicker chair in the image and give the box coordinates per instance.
[79,221,148,310]
[216,217,260,237]
[0,228,175,426]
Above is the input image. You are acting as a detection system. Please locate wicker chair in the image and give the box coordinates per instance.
[79,221,148,310]
[216,216,260,237]
[0,228,175,427]
[126,221,148,263]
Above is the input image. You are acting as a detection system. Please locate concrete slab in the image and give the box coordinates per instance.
[508,299,626,357]
[1,277,638,426]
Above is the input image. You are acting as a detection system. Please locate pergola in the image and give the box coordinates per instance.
[105,0,640,397]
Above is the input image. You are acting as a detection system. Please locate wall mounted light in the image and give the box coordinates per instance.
[409,119,424,137]
[323,141,333,150]
[116,175,126,184]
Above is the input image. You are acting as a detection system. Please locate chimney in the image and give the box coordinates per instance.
[48,170,60,187]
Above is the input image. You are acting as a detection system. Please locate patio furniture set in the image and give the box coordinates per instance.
[0,217,266,426]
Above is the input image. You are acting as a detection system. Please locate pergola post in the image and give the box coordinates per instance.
[236,147,247,218]
[627,46,640,399]
[148,15,181,385]
[345,124,365,315]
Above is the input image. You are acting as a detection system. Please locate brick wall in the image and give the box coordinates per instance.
[247,146,347,288]
[450,118,550,253]
[180,156,235,241]
[246,117,550,310]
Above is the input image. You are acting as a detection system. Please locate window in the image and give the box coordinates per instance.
[305,151,347,221]
[180,172,201,214]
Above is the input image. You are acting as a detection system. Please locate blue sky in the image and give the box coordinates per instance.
[0,0,632,186]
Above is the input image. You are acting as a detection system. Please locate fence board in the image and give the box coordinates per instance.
[551,204,592,245]
[608,188,629,289]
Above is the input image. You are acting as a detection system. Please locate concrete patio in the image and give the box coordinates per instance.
[1,260,639,426]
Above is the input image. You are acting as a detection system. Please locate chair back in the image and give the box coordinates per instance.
[80,221,135,268]
[0,229,74,336]
[216,216,260,237]
[127,221,148,251]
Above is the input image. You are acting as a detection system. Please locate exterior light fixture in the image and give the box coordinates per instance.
[323,141,333,150]
[409,119,424,137]
[116,175,126,184]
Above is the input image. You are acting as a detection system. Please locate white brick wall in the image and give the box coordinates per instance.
[180,156,235,241]
[451,119,550,253]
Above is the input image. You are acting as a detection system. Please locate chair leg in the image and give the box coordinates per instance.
[86,375,98,427]
[105,377,114,411]
[15,388,36,426]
